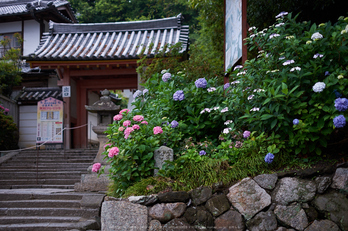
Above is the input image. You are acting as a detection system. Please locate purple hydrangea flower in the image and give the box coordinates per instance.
[243,131,251,138]
[333,115,346,128]
[162,73,172,82]
[171,120,179,128]
[293,119,299,125]
[224,83,230,90]
[264,153,274,164]
[173,90,185,101]
[199,150,206,156]
[133,90,142,99]
[335,98,348,111]
[325,71,330,76]
[195,78,208,88]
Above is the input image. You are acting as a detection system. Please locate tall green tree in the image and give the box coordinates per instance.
[0,33,22,97]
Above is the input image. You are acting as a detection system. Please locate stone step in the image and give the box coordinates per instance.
[0,220,99,231]
[11,185,75,189]
[0,179,80,185]
[0,199,81,208]
[0,207,99,218]
[7,157,95,162]
[0,216,81,225]
[0,193,83,201]
[0,172,85,179]
[2,159,94,164]
[0,167,89,171]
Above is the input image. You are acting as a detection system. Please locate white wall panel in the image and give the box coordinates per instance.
[23,20,40,56]
[0,21,21,33]
[18,105,37,148]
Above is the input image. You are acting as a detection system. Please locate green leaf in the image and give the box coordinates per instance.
[261,114,274,120]
[271,119,277,129]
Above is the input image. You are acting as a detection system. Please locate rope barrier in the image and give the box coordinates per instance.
[0,123,88,153]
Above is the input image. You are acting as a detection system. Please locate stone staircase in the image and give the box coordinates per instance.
[0,149,96,189]
[0,149,105,230]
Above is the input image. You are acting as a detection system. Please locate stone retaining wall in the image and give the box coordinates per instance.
[101,164,348,231]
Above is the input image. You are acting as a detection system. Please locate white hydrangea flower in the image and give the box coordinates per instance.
[338,75,344,79]
[237,71,246,76]
[313,53,324,59]
[275,23,285,27]
[224,120,233,125]
[283,60,295,66]
[248,26,256,31]
[312,82,326,93]
[269,33,280,39]
[231,80,240,84]
[306,40,312,44]
[248,95,255,100]
[207,87,216,92]
[161,69,168,74]
[250,107,260,112]
[290,67,301,72]
[311,32,323,40]
[276,12,288,18]
[234,65,243,71]
[223,128,231,134]
[221,107,228,113]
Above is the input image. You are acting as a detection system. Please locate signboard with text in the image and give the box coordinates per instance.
[36,97,63,144]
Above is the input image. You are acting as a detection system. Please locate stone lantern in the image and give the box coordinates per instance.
[85,89,120,164]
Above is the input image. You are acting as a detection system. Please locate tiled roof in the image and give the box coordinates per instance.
[0,0,76,23]
[16,87,62,103]
[25,14,189,61]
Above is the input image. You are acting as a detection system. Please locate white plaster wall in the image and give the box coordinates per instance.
[23,20,40,56]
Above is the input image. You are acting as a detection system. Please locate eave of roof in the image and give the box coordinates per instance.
[0,0,77,23]
[24,14,190,62]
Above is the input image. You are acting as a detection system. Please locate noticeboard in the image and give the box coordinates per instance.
[225,0,242,71]
[36,97,63,144]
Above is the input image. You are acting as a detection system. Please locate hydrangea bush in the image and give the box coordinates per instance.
[0,105,18,151]
[101,108,183,196]
[222,13,348,155]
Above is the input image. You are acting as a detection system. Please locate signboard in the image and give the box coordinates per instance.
[62,86,71,97]
[225,0,242,71]
[36,97,63,144]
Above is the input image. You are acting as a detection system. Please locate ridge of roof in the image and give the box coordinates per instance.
[49,14,183,34]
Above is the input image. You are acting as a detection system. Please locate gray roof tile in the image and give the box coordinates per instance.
[0,0,77,23]
[25,14,190,61]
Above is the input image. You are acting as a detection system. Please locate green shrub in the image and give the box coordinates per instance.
[0,105,18,151]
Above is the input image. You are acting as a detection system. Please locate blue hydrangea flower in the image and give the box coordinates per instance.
[195,78,208,88]
[171,120,179,128]
[199,150,206,156]
[264,153,274,164]
[224,83,230,90]
[335,98,348,111]
[325,71,330,76]
[162,73,172,82]
[333,115,346,128]
[173,90,185,101]
[293,119,299,125]
[333,89,342,98]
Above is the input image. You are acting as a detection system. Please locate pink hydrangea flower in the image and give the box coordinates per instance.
[141,121,148,125]
[113,114,123,121]
[118,127,124,132]
[124,127,134,136]
[132,124,140,130]
[92,163,101,172]
[153,126,163,135]
[119,109,130,115]
[103,143,111,150]
[133,115,144,122]
[123,120,131,127]
[108,147,119,158]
